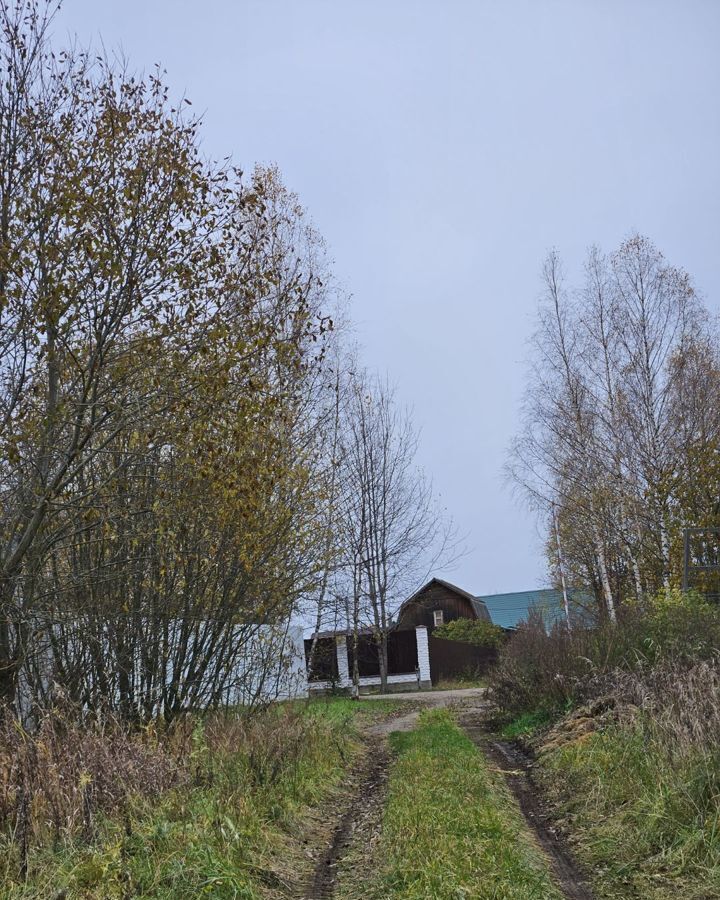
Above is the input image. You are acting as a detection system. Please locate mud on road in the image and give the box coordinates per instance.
[301,736,390,900]
[460,710,594,900]
[303,691,593,900]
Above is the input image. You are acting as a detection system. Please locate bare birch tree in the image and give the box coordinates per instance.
[339,371,456,691]
[510,235,715,619]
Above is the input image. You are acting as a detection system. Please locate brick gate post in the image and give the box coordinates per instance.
[415,626,431,689]
[335,635,351,688]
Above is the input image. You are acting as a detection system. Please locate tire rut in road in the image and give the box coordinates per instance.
[460,712,594,900]
[302,738,390,900]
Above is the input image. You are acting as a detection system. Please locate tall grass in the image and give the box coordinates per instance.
[490,590,720,898]
[0,703,183,879]
[0,698,372,897]
[540,661,720,899]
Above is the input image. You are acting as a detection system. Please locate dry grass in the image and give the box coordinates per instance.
[0,697,378,896]
[493,594,720,898]
[535,658,720,898]
[603,657,720,758]
[0,705,182,874]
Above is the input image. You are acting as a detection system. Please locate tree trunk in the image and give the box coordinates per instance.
[378,631,389,693]
[0,573,22,711]
[0,616,19,712]
[351,575,361,700]
[659,514,672,595]
[351,628,360,700]
[593,530,617,623]
[552,503,572,631]
[631,553,644,602]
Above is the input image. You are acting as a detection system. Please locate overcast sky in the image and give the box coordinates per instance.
[55,1,720,595]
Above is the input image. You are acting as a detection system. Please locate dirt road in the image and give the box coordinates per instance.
[303,689,593,900]
[459,708,594,900]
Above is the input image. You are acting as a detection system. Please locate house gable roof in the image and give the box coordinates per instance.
[398,578,492,624]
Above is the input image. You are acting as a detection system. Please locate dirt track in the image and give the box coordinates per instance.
[302,737,390,900]
[303,689,593,900]
[459,709,594,900]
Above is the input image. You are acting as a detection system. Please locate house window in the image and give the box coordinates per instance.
[433,610,444,627]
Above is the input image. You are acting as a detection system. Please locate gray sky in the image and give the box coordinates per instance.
[55,1,720,594]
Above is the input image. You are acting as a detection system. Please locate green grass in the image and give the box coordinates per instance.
[539,722,720,899]
[356,708,563,900]
[0,698,395,899]
[500,708,553,739]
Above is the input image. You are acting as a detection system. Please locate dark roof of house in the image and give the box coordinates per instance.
[469,597,492,622]
[308,579,498,640]
[399,578,492,624]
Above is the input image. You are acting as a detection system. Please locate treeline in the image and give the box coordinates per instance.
[502,237,720,897]
[510,234,720,620]
[0,1,449,720]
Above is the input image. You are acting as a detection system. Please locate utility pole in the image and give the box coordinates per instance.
[552,501,572,631]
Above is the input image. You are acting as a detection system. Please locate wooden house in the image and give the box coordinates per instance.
[395,578,492,632]
[306,578,499,692]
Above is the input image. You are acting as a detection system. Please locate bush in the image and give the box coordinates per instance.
[639,588,720,660]
[0,699,361,890]
[433,617,504,648]
[489,609,586,715]
[489,591,720,717]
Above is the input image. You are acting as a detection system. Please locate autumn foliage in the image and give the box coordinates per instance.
[0,2,339,720]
